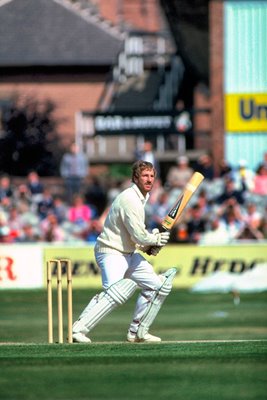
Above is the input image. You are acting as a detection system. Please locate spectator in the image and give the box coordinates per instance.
[243,202,263,230]
[85,176,107,217]
[106,179,124,206]
[252,165,267,196]
[40,213,65,242]
[219,203,245,240]
[259,208,267,239]
[147,190,170,230]
[37,188,54,220]
[186,204,207,243]
[7,206,23,241]
[0,195,12,214]
[199,217,230,245]
[215,178,247,205]
[85,220,102,244]
[259,151,267,170]
[67,194,92,230]
[27,171,44,203]
[196,154,215,180]
[235,224,264,241]
[218,159,232,179]
[14,184,32,207]
[0,211,12,243]
[0,174,13,201]
[18,223,41,243]
[165,155,193,191]
[171,223,189,244]
[53,195,68,224]
[145,178,163,210]
[195,189,210,215]
[17,200,39,228]
[135,140,160,178]
[60,142,88,202]
[232,159,255,191]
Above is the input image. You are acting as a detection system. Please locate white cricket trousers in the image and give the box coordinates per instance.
[95,250,163,334]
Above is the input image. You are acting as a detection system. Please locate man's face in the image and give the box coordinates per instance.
[134,168,155,196]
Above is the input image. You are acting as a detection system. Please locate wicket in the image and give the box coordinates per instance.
[47,259,73,344]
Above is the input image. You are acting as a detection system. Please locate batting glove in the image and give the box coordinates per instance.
[155,230,170,246]
[150,246,162,256]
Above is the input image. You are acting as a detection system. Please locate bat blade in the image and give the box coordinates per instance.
[162,171,204,231]
[146,172,204,255]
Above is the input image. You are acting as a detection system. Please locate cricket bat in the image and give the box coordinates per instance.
[160,171,204,231]
[147,171,204,254]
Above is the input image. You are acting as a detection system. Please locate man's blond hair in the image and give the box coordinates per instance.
[131,160,156,182]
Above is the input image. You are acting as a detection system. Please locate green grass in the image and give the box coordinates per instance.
[0,289,267,399]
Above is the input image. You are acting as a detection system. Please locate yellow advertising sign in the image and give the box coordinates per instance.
[225,93,267,132]
[43,244,267,289]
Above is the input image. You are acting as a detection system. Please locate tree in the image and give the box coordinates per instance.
[0,95,62,176]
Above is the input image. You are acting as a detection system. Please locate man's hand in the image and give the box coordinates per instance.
[155,230,170,246]
[149,228,170,253]
[149,246,161,256]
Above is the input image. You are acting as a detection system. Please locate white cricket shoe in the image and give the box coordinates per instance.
[127,332,161,343]
[72,332,91,343]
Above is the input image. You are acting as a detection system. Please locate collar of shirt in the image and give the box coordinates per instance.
[132,183,150,205]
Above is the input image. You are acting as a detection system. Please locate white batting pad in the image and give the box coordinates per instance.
[73,278,137,334]
[137,267,177,338]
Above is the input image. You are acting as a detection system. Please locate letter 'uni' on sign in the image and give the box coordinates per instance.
[225,93,267,132]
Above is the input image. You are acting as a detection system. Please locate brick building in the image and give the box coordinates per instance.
[0,0,231,175]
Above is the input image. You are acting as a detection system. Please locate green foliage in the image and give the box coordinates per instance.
[0,95,61,176]
[108,163,132,179]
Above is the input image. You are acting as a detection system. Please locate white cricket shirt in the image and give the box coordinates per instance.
[95,183,159,254]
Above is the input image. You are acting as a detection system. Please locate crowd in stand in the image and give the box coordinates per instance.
[147,153,267,244]
[0,151,267,245]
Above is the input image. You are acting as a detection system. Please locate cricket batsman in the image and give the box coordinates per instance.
[72,160,177,343]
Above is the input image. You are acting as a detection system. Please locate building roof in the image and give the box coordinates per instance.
[0,0,123,67]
